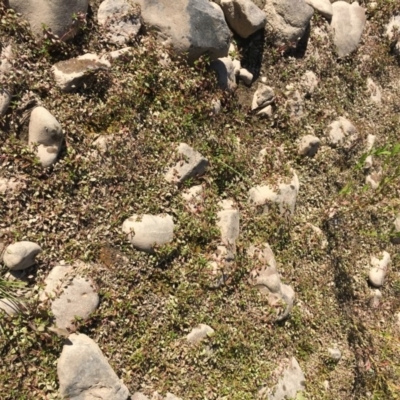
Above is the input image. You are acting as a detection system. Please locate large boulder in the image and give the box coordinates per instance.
[133,0,230,62]
[330,1,366,57]
[57,333,130,400]
[264,0,314,47]
[8,0,89,39]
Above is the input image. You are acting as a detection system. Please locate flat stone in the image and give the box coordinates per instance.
[252,83,275,110]
[98,0,141,44]
[187,324,215,344]
[29,106,63,167]
[3,241,42,271]
[165,143,209,184]
[331,1,366,57]
[298,135,320,156]
[220,0,266,38]
[217,199,240,253]
[122,214,174,253]
[57,333,130,400]
[257,105,273,117]
[211,57,237,92]
[52,53,110,93]
[369,251,390,288]
[264,0,314,47]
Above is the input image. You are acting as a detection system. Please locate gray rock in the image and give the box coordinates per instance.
[330,1,366,57]
[187,324,215,344]
[40,264,74,302]
[328,347,342,361]
[51,276,99,330]
[264,0,314,47]
[220,0,266,38]
[8,0,88,39]
[57,333,130,400]
[211,57,237,92]
[97,0,141,44]
[268,358,305,400]
[165,143,209,183]
[29,106,63,167]
[368,251,390,288]
[217,199,240,253]
[52,53,111,93]
[239,68,253,85]
[122,214,174,253]
[134,0,230,63]
[3,241,42,271]
[257,105,273,118]
[286,89,305,119]
[305,0,332,19]
[249,172,300,216]
[327,117,358,147]
[298,135,320,156]
[252,83,275,110]
[301,70,318,95]
[385,15,400,56]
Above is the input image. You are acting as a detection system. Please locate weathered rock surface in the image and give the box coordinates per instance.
[133,0,230,62]
[220,0,266,38]
[264,0,314,47]
[29,106,63,167]
[52,53,111,92]
[286,89,305,119]
[249,172,300,216]
[165,143,209,183]
[217,199,240,254]
[330,1,366,57]
[367,77,382,104]
[187,324,215,344]
[305,0,332,19]
[327,117,358,147]
[8,0,89,39]
[267,358,305,400]
[97,0,141,44]
[211,57,237,92]
[57,333,130,400]
[122,214,174,253]
[369,251,390,288]
[252,83,275,110]
[298,135,320,156]
[40,264,74,302]
[3,241,42,271]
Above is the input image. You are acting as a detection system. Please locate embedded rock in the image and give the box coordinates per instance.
[8,0,89,39]
[187,324,215,344]
[211,57,237,92]
[52,53,111,92]
[57,333,130,400]
[298,135,320,156]
[305,0,332,19]
[40,264,74,302]
[3,241,42,271]
[133,0,230,62]
[28,107,63,167]
[51,276,99,330]
[249,172,300,216]
[267,358,305,400]
[368,251,390,288]
[97,0,141,44]
[220,0,266,38]
[331,1,366,57]
[264,0,314,47]
[217,199,240,254]
[327,117,358,147]
[122,214,174,253]
[252,83,275,110]
[165,143,209,183]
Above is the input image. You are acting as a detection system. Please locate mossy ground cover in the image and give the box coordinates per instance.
[1,1,400,399]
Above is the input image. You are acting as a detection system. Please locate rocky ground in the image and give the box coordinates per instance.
[1,0,400,399]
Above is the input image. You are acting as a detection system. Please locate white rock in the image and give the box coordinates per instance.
[252,83,275,110]
[367,78,382,104]
[328,347,342,361]
[217,199,240,253]
[3,241,42,271]
[327,117,358,147]
[98,0,141,44]
[187,324,215,344]
[368,251,390,288]
[239,68,253,85]
[165,143,209,183]
[330,1,366,57]
[52,53,111,92]
[122,214,174,253]
[28,106,63,167]
[57,333,130,400]
[211,57,237,91]
[301,70,318,95]
[220,0,266,38]
[298,135,320,156]
[232,58,241,75]
[257,105,273,117]
[305,0,332,19]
